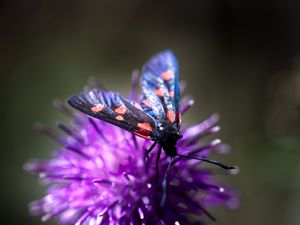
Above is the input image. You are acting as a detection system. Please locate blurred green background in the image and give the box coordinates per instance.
[1,1,300,225]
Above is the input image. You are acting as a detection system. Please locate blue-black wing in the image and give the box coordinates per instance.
[140,50,181,128]
[68,89,156,139]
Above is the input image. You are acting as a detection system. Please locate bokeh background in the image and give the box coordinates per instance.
[1,1,300,225]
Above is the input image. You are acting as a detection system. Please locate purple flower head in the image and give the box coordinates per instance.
[25,72,238,225]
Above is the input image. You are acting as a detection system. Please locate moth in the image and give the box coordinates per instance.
[68,50,234,183]
[68,50,182,158]
[68,50,234,206]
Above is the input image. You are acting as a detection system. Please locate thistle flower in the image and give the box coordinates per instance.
[25,75,238,225]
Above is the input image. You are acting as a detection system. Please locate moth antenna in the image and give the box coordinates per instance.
[176,153,235,170]
[86,76,108,90]
[130,69,139,101]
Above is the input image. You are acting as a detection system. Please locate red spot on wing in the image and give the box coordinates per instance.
[154,88,165,96]
[167,109,175,123]
[115,105,127,114]
[134,131,151,139]
[91,104,105,112]
[162,70,174,81]
[116,115,124,121]
[176,111,181,125]
[137,122,153,132]
[142,99,152,108]
[169,91,175,97]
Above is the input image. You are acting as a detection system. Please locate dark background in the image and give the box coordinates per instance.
[1,1,300,225]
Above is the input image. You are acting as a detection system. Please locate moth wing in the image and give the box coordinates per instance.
[68,89,156,139]
[140,50,181,127]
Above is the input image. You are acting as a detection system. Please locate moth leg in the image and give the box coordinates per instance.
[155,147,162,180]
[160,157,174,207]
[144,142,157,174]
[145,142,157,160]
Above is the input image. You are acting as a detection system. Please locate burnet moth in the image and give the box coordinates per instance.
[68,50,235,206]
